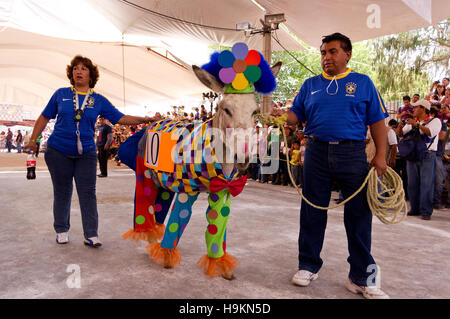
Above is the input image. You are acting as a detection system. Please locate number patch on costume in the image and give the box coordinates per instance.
[144,130,177,172]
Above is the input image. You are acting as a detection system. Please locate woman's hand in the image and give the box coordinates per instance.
[23,140,37,154]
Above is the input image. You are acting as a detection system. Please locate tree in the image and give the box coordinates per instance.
[270,42,377,102]
[372,19,449,100]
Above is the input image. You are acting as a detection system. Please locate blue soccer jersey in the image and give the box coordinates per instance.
[42,87,124,156]
[290,69,388,142]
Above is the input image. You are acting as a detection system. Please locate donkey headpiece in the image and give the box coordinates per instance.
[201,42,277,95]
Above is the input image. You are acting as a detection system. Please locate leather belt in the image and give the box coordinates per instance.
[307,136,361,145]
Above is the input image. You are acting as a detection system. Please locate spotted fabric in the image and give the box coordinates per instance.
[147,118,240,193]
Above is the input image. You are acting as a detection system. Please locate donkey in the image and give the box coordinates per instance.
[119,46,281,279]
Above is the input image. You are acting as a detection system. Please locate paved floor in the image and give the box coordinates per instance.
[0,152,449,299]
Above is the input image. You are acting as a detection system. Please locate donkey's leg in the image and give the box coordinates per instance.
[147,191,199,268]
[122,158,160,242]
[197,190,238,279]
[153,188,175,225]
[142,188,175,243]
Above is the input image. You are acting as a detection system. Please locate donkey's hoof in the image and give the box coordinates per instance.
[163,255,172,268]
[222,271,235,280]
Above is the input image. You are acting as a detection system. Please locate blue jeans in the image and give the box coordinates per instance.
[298,138,376,286]
[406,151,436,216]
[433,156,445,205]
[45,146,99,238]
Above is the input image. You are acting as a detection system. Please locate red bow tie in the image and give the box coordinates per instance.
[209,175,247,197]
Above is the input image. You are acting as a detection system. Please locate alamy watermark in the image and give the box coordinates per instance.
[366,264,381,288]
[156,126,282,174]
[66,264,81,289]
[366,4,381,29]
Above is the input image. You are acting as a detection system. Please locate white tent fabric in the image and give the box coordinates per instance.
[0,0,449,118]
[0,27,207,118]
[3,0,448,52]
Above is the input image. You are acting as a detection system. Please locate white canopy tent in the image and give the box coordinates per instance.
[0,27,208,118]
[0,0,449,119]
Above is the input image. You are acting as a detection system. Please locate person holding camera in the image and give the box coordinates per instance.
[396,95,414,122]
[396,99,441,220]
[24,55,156,247]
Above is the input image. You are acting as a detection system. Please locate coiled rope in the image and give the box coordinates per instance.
[256,114,407,225]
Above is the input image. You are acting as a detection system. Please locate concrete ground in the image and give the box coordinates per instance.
[0,151,449,299]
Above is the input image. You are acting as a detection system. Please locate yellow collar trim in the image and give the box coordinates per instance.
[71,86,93,95]
[322,68,352,80]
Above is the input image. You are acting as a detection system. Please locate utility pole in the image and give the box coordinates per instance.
[261,21,272,114]
[236,14,285,114]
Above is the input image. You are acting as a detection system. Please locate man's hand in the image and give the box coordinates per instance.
[286,110,299,126]
[407,118,417,127]
[104,145,109,151]
[371,154,387,176]
[389,157,396,169]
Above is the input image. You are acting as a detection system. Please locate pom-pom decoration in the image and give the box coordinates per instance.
[201,42,277,95]
[218,43,262,91]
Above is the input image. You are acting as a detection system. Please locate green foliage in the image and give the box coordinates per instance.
[371,19,449,100]
[208,20,449,103]
[270,42,377,102]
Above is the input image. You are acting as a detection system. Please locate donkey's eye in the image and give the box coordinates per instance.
[224,108,232,117]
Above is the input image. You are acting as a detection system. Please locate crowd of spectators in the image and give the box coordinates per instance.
[3,77,450,217]
[390,77,450,215]
[0,126,51,154]
[247,77,450,219]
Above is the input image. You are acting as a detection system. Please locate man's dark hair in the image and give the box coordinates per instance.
[430,108,439,117]
[321,32,352,52]
[413,93,420,98]
[388,119,398,127]
[431,102,441,109]
[292,140,300,147]
[403,95,411,101]
[444,77,449,81]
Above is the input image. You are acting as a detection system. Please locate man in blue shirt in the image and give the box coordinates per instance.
[287,33,389,299]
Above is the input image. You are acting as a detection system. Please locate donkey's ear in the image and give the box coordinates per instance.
[192,65,225,93]
[271,62,282,78]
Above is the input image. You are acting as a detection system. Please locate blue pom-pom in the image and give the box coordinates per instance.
[254,52,276,95]
[201,52,221,83]
[201,50,276,95]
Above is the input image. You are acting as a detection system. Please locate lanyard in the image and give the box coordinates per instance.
[72,88,92,155]
[324,69,351,95]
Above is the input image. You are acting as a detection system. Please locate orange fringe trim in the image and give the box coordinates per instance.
[121,223,166,243]
[197,253,239,277]
[146,242,181,268]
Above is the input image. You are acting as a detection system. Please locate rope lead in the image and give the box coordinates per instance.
[257,113,407,225]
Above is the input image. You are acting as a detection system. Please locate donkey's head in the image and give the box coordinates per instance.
[193,60,281,174]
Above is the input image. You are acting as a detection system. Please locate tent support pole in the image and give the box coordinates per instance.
[122,34,126,113]
[261,21,272,115]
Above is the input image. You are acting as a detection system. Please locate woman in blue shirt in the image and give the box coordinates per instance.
[24,55,157,247]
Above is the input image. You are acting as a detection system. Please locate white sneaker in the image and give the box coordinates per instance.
[84,237,102,248]
[56,232,69,244]
[345,278,390,299]
[292,270,319,287]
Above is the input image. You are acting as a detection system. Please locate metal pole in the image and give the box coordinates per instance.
[122,34,126,113]
[261,23,272,114]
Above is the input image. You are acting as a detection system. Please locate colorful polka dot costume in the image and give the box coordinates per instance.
[117,42,277,278]
[119,118,245,277]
